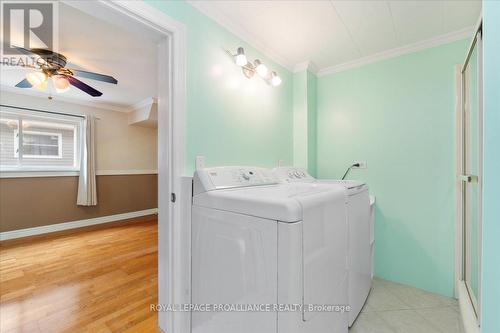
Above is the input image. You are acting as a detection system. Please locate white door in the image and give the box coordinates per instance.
[461,28,482,320]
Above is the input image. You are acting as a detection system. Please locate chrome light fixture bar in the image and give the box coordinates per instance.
[227,47,282,86]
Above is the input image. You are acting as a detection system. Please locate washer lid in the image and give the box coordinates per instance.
[193,182,345,223]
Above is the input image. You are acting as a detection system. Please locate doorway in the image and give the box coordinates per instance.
[53,2,188,332]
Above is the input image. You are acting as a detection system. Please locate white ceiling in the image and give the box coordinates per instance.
[1,0,481,106]
[188,0,481,73]
[0,2,161,111]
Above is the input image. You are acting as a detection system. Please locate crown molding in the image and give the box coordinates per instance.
[0,85,129,112]
[127,96,158,113]
[317,26,474,77]
[293,61,318,74]
[186,0,294,72]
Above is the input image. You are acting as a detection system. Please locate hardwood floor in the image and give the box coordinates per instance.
[0,218,160,333]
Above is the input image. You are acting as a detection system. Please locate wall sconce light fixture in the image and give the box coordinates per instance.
[228,47,282,87]
[235,47,247,66]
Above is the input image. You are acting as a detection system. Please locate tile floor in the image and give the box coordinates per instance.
[349,278,465,333]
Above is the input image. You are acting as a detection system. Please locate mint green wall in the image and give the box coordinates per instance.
[307,71,317,177]
[293,69,317,176]
[293,71,308,169]
[316,40,468,297]
[145,0,486,301]
[146,1,293,174]
[481,1,500,331]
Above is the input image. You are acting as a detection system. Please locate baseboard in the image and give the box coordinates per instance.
[0,208,158,241]
[458,281,480,333]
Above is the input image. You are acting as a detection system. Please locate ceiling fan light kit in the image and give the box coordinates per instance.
[53,74,71,93]
[228,47,282,87]
[26,71,48,89]
[10,47,118,97]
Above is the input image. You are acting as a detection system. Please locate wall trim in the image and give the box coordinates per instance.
[0,171,79,178]
[317,26,475,76]
[0,169,158,178]
[293,61,318,74]
[186,0,293,71]
[0,208,158,241]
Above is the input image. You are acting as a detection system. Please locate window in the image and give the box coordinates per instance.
[14,130,63,158]
[0,106,83,172]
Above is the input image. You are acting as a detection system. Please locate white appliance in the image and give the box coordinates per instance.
[191,166,349,333]
[273,167,373,327]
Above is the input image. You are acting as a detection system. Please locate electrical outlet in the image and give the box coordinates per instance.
[353,160,367,169]
[195,156,205,170]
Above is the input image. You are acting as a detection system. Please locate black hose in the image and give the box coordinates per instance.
[341,163,360,180]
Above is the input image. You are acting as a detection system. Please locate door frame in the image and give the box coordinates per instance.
[107,3,188,332]
[61,1,188,332]
[456,18,483,326]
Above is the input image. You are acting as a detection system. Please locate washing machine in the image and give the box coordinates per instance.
[191,166,349,333]
[273,167,373,327]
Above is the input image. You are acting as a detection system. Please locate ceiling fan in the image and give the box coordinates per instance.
[9,47,118,97]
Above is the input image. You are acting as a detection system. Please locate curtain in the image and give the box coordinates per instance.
[77,115,97,206]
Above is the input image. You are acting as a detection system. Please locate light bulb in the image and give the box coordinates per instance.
[254,60,268,78]
[35,79,48,91]
[53,75,70,93]
[26,71,47,89]
[271,72,282,86]
[235,47,247,66]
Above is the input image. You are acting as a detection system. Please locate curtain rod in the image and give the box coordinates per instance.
[0,104,100,120]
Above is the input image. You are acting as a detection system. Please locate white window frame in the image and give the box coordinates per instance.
[14,130,63,159]
[0,107,83,175]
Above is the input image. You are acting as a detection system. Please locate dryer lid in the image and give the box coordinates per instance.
[193,181,345,223]
[317,179,366,189]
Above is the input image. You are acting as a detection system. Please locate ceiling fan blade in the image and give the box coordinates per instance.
[12,46,38,56]
[11,46,48,66]
[68,69,117,84]
[1,63,36,69]
[66,76,102,97]
[15,78,33,88]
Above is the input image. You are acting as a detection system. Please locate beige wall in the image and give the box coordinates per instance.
[0,91,157,171]
[0,91,158,233]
